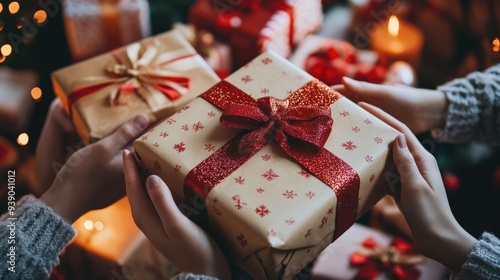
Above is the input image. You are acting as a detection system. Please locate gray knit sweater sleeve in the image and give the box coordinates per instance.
[453,232,500,279]
[432,64,500,144]
[0,195,76,280]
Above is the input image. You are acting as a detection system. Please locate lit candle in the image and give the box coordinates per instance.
[371,15,424,69]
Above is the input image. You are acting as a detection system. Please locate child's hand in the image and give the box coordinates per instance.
[332,77,448,134]
[123,151,231,279]
[35,99,79,195]
[360,102,477,272]
[39,114,150,223]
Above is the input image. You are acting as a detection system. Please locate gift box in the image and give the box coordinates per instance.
[310,223,449,280]
[61,198,177,279]
[290,35,410,86]
[63,0,151,62]
[188,0,322,68]
[0,68,38,134]
[173,23,232,79]
[52,30,220,143]
[134,50,400,279]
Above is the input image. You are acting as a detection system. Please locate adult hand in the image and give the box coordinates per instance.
[36,99,80,195]
[332,77,448,134]
[123,150,231,279]
[359,102,477,272]
[39,114,150,223]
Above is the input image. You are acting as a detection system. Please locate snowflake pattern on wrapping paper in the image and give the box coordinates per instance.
[285,217,295,225]
[319,216,328,229]
[298,170,311,178]
[208,111,216,118]
[369,174,376,182]
[327,207,334,215]
[192,121,204,132]
[262,169,279,181]
[255,204,270,217]
[256,188,265,194]
[352,126,360,133]
[213,206,222,216]
[241,75,253,83]
[281,71,288,77]
[154,160,161,170]
[342,141,357,150]
[141,135,148,141]
[237,234,248,247]
[181,124,189,131]
[364,119,372,125]
[304,228,312,238]
[261,88,269,94]
[232,195,247,210]
[174,165,181,172]
[204,143,216,152]
[261,57,272,64]
[286,90,293,95]
[340,111,350,117]
[159,132,169,138]
[267,229,277,237]
[294,75,303,81]
[305,191,315,199]
[261,154,271,161]
[153,143,159,148]
[374,137,383,144]
[283,190,298,199]
[212,197,219,203]
[365,155,373,163]
[179,105,190,113]
[173,142,186,153]
[234,176,245,185]
[166,119,176,125]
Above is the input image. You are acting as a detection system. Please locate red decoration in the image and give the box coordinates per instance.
[350,237,423,280]
[183,79,361,239]
[443,172,460,193]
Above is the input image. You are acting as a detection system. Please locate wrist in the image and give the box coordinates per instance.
[424,90,448,131]
[40,185,83,224]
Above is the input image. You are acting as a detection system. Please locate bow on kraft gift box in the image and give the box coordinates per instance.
[52,30,220,143]
[134,50,400,280]
[311,223,449,280]
[188,0,322,68]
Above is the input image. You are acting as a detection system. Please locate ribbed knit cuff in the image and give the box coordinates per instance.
[454,232,500,279]
[10,195,76,280]
[174,273,220,280]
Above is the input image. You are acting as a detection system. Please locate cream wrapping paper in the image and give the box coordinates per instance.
[52,30,220,143]
[134,51,400,279]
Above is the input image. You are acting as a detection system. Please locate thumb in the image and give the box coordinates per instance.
[342,77,390,102]
[99,114,149,154]
[146,175,189,234]
[393,134,425,190]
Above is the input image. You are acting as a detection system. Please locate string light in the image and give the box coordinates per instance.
[31,87,42,101]
[0,56,5,63]
[17,133,29,146]
[1,44,12,56]
[8,2,19,14]
[83,220,94,231]
[33,10,47,24]
[493,37,500,52]
[17,17,23,29]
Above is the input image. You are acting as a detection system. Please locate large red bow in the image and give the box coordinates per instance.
[183,79,361,239]
[350,237,424,280]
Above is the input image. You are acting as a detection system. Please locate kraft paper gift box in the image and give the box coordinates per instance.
[310,223,449,280]
[188,0,322,68]
[63,0,151,62]
[134,50,400,279]
[52,30,220,143]
[63,198,177,279]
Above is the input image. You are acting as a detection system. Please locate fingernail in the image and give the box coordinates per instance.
[146,175,160,189]
[397,134,407,148]
[133,115,148,129]
[122,149,130,158]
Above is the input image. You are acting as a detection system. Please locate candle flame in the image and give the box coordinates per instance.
[493,37,500,52]
[388,15,399,37]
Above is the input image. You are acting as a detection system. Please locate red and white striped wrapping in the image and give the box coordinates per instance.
[63,0,150,62]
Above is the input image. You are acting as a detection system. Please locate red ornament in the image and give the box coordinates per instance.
[443,172,460,192]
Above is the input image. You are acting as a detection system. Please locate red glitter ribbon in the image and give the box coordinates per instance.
[350,237,423,280]
[184,79,361,239]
